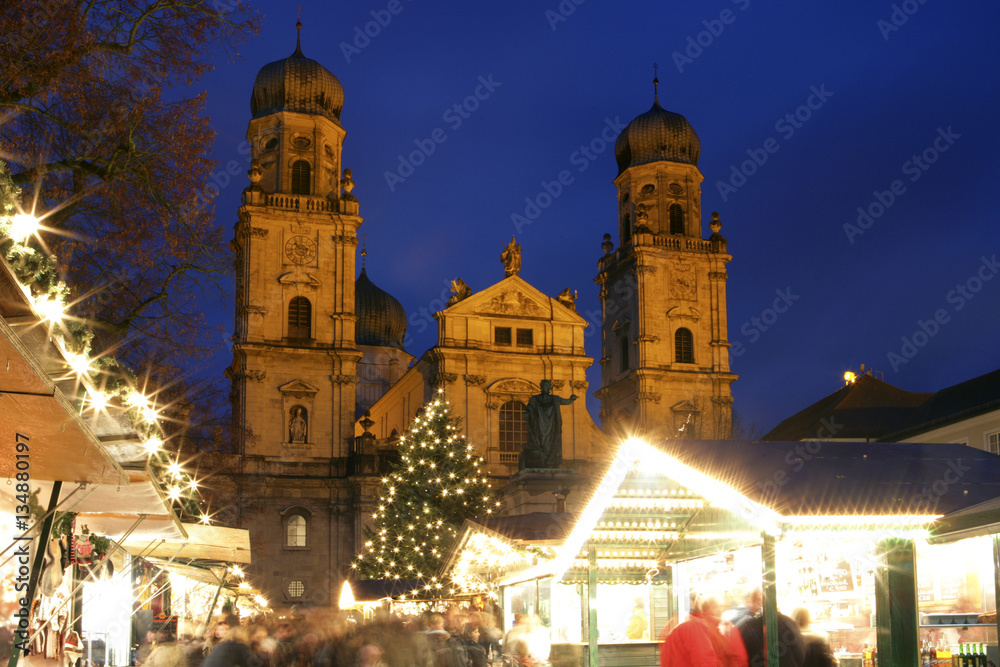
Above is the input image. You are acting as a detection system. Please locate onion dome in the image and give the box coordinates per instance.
[614,99,700,175]
[250,24,344,124]
[355,268,407,351]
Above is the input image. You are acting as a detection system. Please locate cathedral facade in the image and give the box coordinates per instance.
[227,38,735,609]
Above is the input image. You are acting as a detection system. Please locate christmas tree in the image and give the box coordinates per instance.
[352,391,502,585]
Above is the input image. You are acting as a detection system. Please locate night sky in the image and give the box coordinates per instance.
[195,0,1000,436]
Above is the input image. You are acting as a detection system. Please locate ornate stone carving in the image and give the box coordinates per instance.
[249,227,269,238]
[549,379,565,389]
[332,235,359,246]
[709,271,728,281]
[635,265,657,275]
[232,370,267,382]
[638,392,662,403]
[429,372,458,387]
[482,290,542,317]
[242,305,268,316]
[464,374,486,386]
[488,378,536,394]
[332,375,360,385]
[569,380,588,391]
[670,262,697,300]
[636,334,660,343]
[711,396,735,406]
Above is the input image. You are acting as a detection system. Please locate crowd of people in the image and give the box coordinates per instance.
[129,590,836,667]
[133,607,509,667]
[659,589,837,667]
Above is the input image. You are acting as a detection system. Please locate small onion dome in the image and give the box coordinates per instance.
[250,41,344,123]
[614,100,700,175]
[355,268,407,351]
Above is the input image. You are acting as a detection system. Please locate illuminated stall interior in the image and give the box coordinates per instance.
[1,258,258,666]
[446,439,1000,667]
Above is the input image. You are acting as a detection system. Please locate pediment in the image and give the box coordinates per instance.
[486,377,539,395]
[443,275,585,323]
[278,272,321,287]
[278,379,319,397]
[666,305,702,321]
[671,400,700,414]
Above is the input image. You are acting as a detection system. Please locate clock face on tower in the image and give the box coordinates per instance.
[284,235,317,265]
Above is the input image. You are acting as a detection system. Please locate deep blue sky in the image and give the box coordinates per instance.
[197,0,1000,436]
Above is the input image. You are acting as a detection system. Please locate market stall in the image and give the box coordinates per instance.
[447,438,1000,667]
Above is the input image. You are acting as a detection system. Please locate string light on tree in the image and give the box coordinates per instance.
[352,395,503,585]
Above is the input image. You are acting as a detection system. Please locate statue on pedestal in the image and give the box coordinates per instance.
[521,380,577,469]
[501,236,521,277]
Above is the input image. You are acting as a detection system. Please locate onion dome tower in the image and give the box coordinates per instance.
[595,73,736,441]
[228,19,366,612]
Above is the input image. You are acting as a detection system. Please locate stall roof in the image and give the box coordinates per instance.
[121,523,251,564]
[0,470,186,541]
[657,438,1000,517]
[1,316,127,485]
[472,512,575,543]
[476,439,1000,587]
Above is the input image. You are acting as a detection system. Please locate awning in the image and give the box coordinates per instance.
[121,523,251,564]
[146,557,226,587]
[0,470,186,541]
[0,316,127,486]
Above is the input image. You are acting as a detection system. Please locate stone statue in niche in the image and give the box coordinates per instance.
[289,406,307,443]
[521,380,578,469]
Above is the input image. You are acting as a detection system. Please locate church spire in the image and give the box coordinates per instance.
[653,62,660,106]
[292,14,304,57]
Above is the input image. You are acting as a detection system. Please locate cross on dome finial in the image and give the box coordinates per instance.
[653,62,660,105]
[360,233,368,269]
[293,8,304,57]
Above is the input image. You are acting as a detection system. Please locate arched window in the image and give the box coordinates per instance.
[621,214,632,245]
[670,204,685,235]
[675,328,694,364]
[286,514,306,547]
[620,337,630,372]
[290,160,311,195]
[499,400,528,462]
[288,296,311,338]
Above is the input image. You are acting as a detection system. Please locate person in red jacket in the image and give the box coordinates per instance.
[661,595,748,667]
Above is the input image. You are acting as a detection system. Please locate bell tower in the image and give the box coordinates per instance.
[227,22,362,609]
[595,80,737,440]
